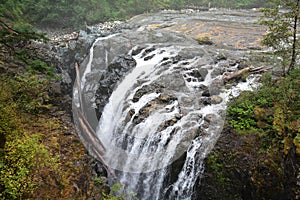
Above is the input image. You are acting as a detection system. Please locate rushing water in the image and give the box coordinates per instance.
[73,34,259,200]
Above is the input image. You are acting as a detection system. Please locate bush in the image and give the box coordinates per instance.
[1,73,50,113]
[0,133,57,199]
[0,73,58,199]
[227,70,300,154]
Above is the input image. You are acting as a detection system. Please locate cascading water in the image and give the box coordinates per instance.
[73,32,260,200]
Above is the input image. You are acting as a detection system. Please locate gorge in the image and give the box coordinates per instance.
[69,8,266,199]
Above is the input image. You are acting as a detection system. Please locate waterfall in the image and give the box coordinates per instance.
[74,34,260,200]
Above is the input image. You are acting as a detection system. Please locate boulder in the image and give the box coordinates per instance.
[211,95,223,104]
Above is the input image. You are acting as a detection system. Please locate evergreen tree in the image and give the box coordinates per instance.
[260,0,300,75]
[0,0,47,51]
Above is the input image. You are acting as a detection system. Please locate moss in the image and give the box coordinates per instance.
[195,36,214,45]
[207,153,231,185]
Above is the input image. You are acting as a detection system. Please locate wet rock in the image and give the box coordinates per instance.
[200,97,211,106]
[141,47,156,58]
[196,84,209,91]
[202,89,210,97]
[181,97,194,107]
[199,68,209,79]
[158,118,178,131]
[125,109,135,124]
[189,69,201,78]
[108,55,136,74]
[132,83,163,103]
[211,95,223,104]
[160,74,186,92]
[201,121,210,129]
[237,61,249,70]
[131,46,145,56]
[132,92,178,125]
[204,114,216,123]
[249,46,262,50]
[214,54,227,62]
[95,55,136,118]
[189,68,208,81]
[211,67,225,79]
[179,47,206,59]
[228,60,237,66]
[144,54,155,61]
[175,113,182,119]
[209,79,224,96]
[158,93,177,103]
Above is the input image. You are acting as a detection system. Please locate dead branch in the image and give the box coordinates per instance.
[0,20,19,35]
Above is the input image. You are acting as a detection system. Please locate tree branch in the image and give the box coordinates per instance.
[0,20,19,35]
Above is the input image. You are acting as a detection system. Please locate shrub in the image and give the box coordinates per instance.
[227,69,300,154]
[0,133,57,199]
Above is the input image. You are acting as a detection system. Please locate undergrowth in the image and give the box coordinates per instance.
[227,69,300,155]
[0,72,58,199]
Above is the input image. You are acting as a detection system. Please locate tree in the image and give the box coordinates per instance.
[260,0,300,75]
[0,0,47,50]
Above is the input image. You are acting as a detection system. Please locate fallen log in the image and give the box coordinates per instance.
[223,66,267,82]
[74,62,116,179]
[74,62,84,114]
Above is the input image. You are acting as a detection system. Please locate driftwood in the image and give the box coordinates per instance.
[223,66,268,82]
[74,62,116,179]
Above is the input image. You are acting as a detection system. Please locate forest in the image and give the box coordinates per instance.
[1,0,267,30]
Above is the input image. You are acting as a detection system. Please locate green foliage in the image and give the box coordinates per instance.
[260,0,300,75]
[0,133,57,199]
[0,73,58,199]
[207,153,230,184]
[91,176,137,200]
[227,91,257,131]
[0,2,53,80]
[0,0,269,30]
[0,0,50,78]
[227,69,300,154]
[1,74,50,113]
[104,182,138,200]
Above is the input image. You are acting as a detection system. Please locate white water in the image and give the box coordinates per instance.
[76,36,260,200]
[73,34,118,109]
[97,46,180,147]
[81,34,118,90]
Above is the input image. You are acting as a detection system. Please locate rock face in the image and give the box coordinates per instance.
[194,127,299,200]
[96,55,136,118]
